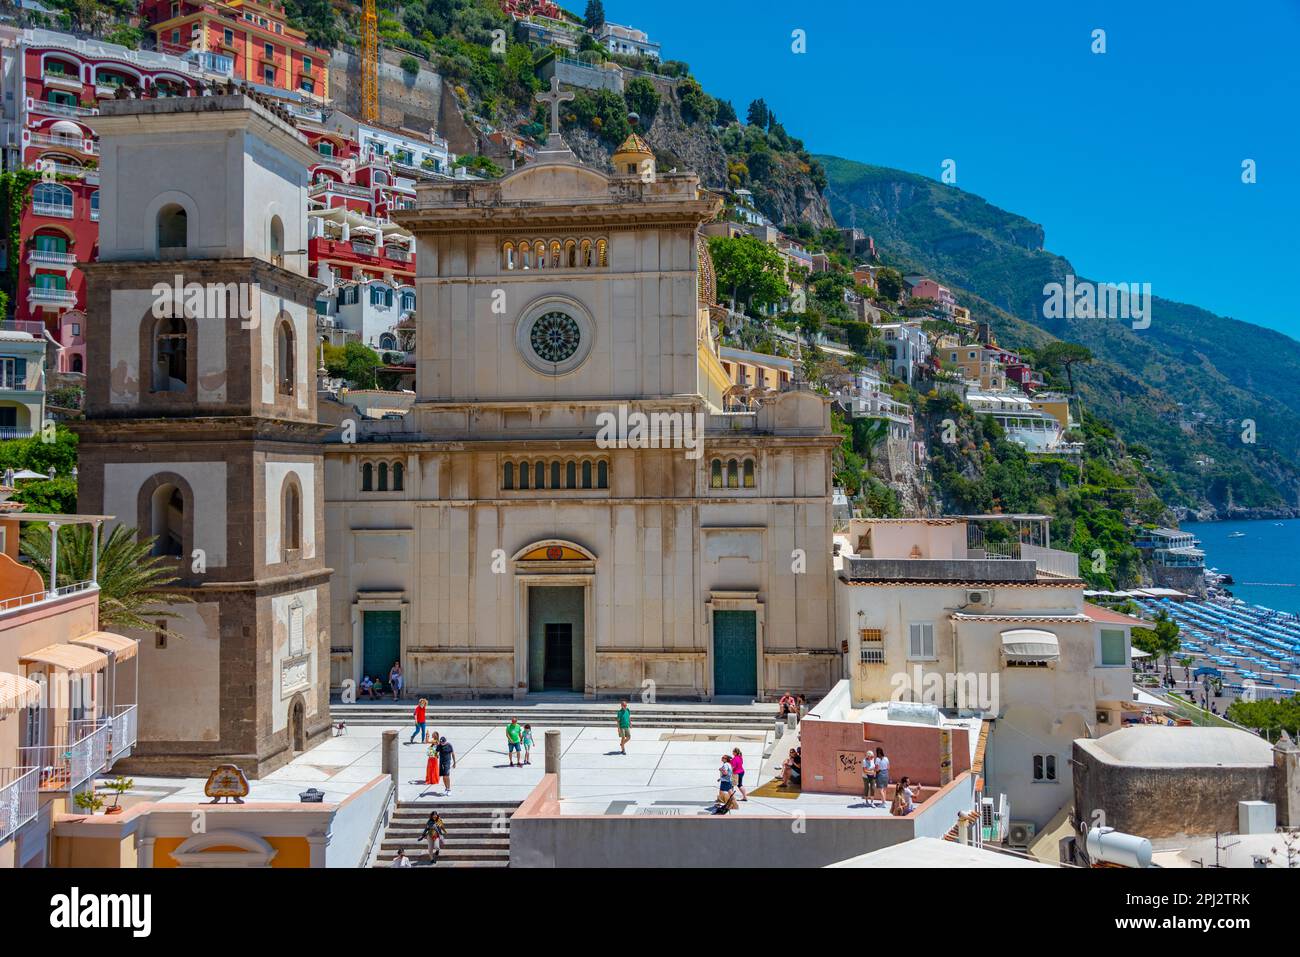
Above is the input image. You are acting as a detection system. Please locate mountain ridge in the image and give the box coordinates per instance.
[817,154,1300,517]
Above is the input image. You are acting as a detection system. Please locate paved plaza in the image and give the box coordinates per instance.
[118,719,901,818]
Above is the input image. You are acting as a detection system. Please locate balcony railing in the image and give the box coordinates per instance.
[107,705,138,761]
[27,249,78,267]
[0,319,47,335]
[0,767,39,843]
[18,720,109,794]
[351,241,378,257]
[31,201,74,219]
[0,428,35,440]
[30,100,98,118]
[28,286,78,306]
[29,132,93,153]
[384,247,410,262]
[0,580,95,616]
[1021,544,1080,578]
[37,161,98,184]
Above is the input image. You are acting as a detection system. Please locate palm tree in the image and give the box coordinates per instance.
[21,524,192,635]
[855,417,891,472]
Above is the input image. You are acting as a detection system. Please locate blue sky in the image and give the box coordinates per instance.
[601,0,1300,341]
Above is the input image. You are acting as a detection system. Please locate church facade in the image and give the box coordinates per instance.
[323,129,841,700]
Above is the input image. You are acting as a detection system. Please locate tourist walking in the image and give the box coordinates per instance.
[437,736,457,795]
[506,717,523,767]
[419,811,447,864]
[862,749,878,806]
[409,698,428,744]
[522,723,534,765]
[874,746,890,800]
[389,661,403,701]
[715,754,735,807]
[731,747,748,801]
[424,733,441,788]
[616,700,632,754]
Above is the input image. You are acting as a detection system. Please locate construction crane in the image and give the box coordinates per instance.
[361,0,379,123]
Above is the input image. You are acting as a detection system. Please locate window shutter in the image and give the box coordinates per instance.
[1100,629,1126,666]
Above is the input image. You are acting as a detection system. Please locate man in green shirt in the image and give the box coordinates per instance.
[506,718,523,767]
[616,700,632,754]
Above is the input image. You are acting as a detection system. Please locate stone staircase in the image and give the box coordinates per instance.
[333,699,780,731]
[372,800,520,868]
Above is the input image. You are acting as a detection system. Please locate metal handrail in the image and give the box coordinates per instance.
[0,767,39,842]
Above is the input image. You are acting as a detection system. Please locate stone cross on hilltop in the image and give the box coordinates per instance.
[536,75,575,140]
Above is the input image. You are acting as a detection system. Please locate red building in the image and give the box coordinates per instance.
[13,29,205,373]
[139,0,328,99]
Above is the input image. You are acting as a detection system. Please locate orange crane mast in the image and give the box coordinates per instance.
[361,0,379,123]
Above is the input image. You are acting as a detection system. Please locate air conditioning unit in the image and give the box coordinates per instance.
[980,797,995,829]
[1007,820,1036,848]
[964,588,993,608]
[1096,709,1111,725]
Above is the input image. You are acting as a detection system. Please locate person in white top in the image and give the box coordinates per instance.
[874,747,891,807]
[861,751,878,805]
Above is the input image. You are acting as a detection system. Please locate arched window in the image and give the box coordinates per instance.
[152,315,188,392]
[361,462,373,491]
[551,461,561,489]
[565,239,576,267]
[375,462,388,492]
[534,461,545,489]
[535,239,547,269]
[549,240,561,268]
[269,215,284,267]
[276,318,295,396]
[582,460,592,489]
[157,203,188,250]
[33,182,72,215]
[283,480,301,556]
[597,460,608,489]
[580,239,592,267]
[379,333,396,350]
[90,190,99,220]
[726,458,739,489]
[597,239,608,267]
[519,461,529,489]
[503,242,515,270]
[710,459,723,489]
[392,462,404,491]
[150,483,184,557]
[70,354,83,374]
[743,458,755,488]
[503,461,514,490]
[520,241,531,269]
[566,461,576,489]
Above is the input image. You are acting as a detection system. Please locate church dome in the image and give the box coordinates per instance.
[612,130,654,178]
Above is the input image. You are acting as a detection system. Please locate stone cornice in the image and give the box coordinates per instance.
[81,257,323,303]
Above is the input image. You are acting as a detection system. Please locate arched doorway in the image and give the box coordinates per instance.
[512,540,596,695]
[288,694,306,753]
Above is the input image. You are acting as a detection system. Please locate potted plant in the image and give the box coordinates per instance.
[72,788,104,815]
[103,775,133,814]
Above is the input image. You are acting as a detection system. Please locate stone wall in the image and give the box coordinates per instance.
[1072,741,1278,839]
[327,48,477,155]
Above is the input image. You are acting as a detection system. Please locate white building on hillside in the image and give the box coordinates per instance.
[834,516,1136,832]
[877,321,930,385]
[966,389,1082,455]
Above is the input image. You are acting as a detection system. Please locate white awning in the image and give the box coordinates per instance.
[0,673,41,718]
[71,631,139,662]
[1001,629,1060,662]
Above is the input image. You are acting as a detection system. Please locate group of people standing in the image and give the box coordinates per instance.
[861,747,917,815]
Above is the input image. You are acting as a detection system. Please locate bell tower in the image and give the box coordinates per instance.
[75,93,331,777]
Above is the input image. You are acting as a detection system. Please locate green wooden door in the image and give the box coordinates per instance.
[713,610,757,697]
[362,610,401,683]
